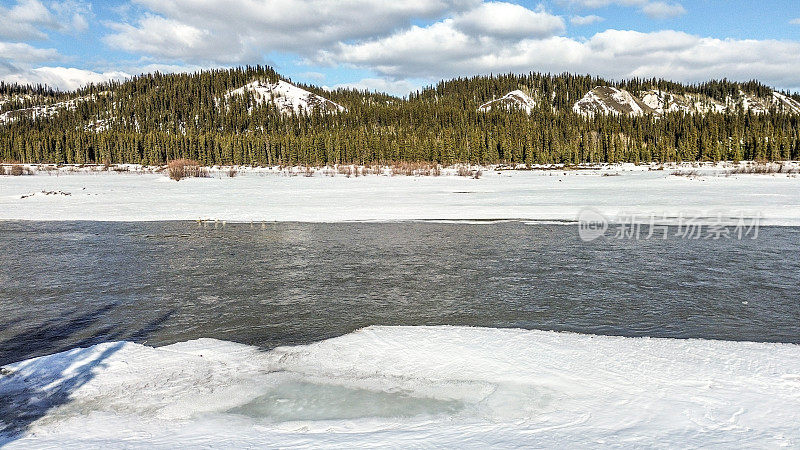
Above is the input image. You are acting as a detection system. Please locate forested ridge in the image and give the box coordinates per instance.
[2,66,800,165]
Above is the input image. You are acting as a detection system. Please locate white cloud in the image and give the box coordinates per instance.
[50,1,94,34]
[559,0,686,19]
[0,67,130,91]
[104,0,481,64]
[312,3,566,76]
[0,0,57,40]
[453,2,565,39]
[0,0,92,40]
[134,63,209,75]
[570,15,604,26]
[2,0,797,96]
[333,78,425,97]
[297,71,326,82]
[640,2,686,19]
[105,15,219,61]
[0,42,60,63]
[561,0,644,7]
[318,25,800,94]
[790,18,800,25]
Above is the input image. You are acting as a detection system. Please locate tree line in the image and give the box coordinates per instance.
[1,66,799,165]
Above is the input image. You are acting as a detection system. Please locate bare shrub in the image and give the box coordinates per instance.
[167,159,207,181]
[0,166,5,176]
[366,164,384,176]
[393,162,411,176]
[10,165,28,176]
[338,165,353,177]
[670,169,701,177]
[388,161,440,176]
[473,169,482,179]
[228,167,238,178]
[457,165,475,177]
[729,162,798,175]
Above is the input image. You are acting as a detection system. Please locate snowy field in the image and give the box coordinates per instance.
[1,162,799,224]
[2,326,800,448]
[3,162,800,447]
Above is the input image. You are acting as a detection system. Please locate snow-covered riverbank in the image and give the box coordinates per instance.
[3,162,800,447]
[2,326,799,448]
[2,162,800,224]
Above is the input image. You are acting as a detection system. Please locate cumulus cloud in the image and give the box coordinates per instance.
[318,25,800,93]
[0,66,130,90]
[0,0,98,89]
[453,2,565,39]
[103,0,480,63]
[570,15,604,26]
[0,0,57,40]
[640,2,686,19]
[2,0,798,96]
[790,18,800,25]
[333,78,425,97]
[297,71,326,82]
[311,3,566,76]
[561,0,644,7]
[0,0,92,40]
[0,42,60,63]
[559,0,686,19]
[50,1,94,34]
[105,15,220,61]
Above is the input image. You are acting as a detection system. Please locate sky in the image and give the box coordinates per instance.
[1,0,800,96]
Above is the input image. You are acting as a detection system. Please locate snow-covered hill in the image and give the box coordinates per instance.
[0,93,106,125]
[727,90,800,115]
[772,91,800,114]
[478,90,537,114]
[573,86,656,117]
[225,80,346,115]
[574,87,800,117]
[640,90,726,115]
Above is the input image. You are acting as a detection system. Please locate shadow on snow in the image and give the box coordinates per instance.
[0,304,174,444]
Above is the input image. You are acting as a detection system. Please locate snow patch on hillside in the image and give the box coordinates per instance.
[478,90,537,114]
[728,90,769,114]
[724,90,800,115]
[573,86,655,117]
[576,88,800,117]
[0,93,108,125]
[772,92,800,114]
[225,80,346,115]
[640,90,726,115]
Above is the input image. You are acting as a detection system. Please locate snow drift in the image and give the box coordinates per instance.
[2,326,799,447]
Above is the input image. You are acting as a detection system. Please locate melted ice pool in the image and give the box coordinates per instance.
[2,326,800,447]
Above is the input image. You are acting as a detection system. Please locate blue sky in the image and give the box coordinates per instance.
[2,0,800,95]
